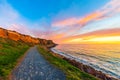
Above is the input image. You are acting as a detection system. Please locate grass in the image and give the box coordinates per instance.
[37,45,99,80]
[0,38,30,79]
[0,37,99,80]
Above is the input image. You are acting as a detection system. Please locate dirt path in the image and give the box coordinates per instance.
[11,46,66,80]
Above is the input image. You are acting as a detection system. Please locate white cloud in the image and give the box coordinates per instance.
[0,0,53,39]
[73,0,120,35]
[0,0,19,27]
[79,14,120,34]
[0,0,37,37]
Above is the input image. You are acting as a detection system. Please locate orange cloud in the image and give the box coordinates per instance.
[51,34,65,40]
[59,28,120,44]
[46,0,120,44]
[66,36,120,44]
[52,12,101,28]
[79,12,101,25]
[52,0,120,28]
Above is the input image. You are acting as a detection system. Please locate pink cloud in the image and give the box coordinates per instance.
[97,0,120,17]
[52,0,120,28]
[52,13,100,28]
[59,28,120,43]
[8,24,31,35]
[52,18,79,27]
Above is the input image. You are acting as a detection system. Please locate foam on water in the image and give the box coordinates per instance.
[51,44,120,79]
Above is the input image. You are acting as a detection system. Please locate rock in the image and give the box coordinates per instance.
[0,28,8,38]
[61,54,118,80]
[8,30,21,41]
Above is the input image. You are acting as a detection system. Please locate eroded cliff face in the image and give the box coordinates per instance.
[0,28,8,38]
[0,27,55,45]
[7,30,21,41]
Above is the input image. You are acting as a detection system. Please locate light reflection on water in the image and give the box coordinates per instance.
[52,44,120,79]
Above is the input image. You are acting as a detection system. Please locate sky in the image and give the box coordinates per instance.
[0,0,120,44]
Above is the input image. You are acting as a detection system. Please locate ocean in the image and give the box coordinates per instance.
[51,44,120,79]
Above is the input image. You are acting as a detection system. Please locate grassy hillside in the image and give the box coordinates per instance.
[0,37,99,80]
[37,45,99,80]
[0,38,30,79]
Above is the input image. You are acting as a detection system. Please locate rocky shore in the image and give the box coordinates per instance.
[63,58,118,80]
[49,47,118,80]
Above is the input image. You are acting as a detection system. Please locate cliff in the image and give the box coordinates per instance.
[0,27,56,46]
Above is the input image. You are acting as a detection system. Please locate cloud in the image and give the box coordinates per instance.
[61,28,120,43]
[78,12,101,26]
[100,0,120,14]
[0,0,120,44]
[8,24,33,35]
[0,0,31,33]
[50,0,120,43]
[52,0,120,28]
[52,18,79,27]
[75,28,120,38]
[52,12,101,27]
[0,0,52,39]
[0,0,19,28]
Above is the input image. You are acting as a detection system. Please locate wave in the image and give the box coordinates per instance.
[51,48,120,79]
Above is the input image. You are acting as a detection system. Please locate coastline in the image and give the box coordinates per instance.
[49,46,118,80]
[38,45,98,80]
[6,44,118,80]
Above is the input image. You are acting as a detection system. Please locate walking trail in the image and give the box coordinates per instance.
[12,46,66,80]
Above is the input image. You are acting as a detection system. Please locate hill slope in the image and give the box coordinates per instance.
[0,38,30,79]
[0,27,56,46]
[0,27,56,79]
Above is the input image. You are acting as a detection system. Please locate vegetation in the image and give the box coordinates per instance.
[0,38,30,79]
[37,45,99,80]
[0,37,98,80]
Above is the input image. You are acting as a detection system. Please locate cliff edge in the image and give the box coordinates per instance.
[0,27,56,46]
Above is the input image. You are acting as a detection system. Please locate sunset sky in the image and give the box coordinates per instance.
[0,0,120,44]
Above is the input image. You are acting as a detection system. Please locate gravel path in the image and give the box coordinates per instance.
[12,46,66,80]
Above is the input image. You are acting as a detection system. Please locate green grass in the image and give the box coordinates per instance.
[37,45,99,80]
[0,38,30,79]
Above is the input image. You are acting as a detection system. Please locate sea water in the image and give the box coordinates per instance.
[51,44,120,79]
